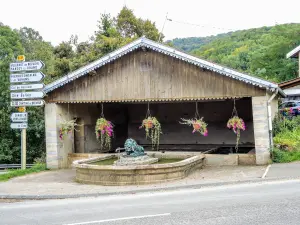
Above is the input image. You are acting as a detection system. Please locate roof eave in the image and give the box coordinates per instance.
[286,45,300,58]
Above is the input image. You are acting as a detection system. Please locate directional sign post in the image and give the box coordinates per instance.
[11,91,45,99]
[10,123,28,129]
[9,61,44,72]
[10,83,44,91]
[10,72,45,83]
[10,100,45,107]
[9,57,45,170]
[11,113,28,122]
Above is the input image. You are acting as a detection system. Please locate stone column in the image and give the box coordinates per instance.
[252,96,271,165]
[45,104,60,169]
[45,103,74,169]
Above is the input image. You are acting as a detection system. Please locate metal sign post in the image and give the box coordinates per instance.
[9,56,45,170]
[19,56,27,170]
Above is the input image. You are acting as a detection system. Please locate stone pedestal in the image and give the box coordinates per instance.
[114,155,158,166]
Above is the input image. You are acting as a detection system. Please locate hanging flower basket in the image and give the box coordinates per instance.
[180,118,208,136]
[59,119,79,140]
[139,116,162,151]
[95,117,114,151]
[227,116,246,151]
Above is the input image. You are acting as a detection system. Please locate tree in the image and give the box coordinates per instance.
[0,25,24,163]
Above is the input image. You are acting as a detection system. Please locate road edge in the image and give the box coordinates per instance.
[1,177,299,200]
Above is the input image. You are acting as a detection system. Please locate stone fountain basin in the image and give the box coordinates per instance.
[73,153,205,186]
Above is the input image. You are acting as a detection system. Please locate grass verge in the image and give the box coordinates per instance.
[0,163,47,182]
[272,148,300,163]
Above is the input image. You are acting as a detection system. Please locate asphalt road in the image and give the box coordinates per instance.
[1,180,300,225]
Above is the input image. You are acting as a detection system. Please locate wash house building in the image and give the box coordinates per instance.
[44,37,284,169]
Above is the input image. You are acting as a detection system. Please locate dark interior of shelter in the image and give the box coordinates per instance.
[71,97,254,154]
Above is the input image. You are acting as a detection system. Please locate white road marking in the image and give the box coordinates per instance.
[262,165,271,178]
[62,213,171,225]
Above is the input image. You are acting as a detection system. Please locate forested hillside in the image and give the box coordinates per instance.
[170,24,300,82]
[169,33,229,52]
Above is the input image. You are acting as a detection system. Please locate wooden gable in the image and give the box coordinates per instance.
[46,49,266,103]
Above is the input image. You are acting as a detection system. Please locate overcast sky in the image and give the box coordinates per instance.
[1,0,299,45]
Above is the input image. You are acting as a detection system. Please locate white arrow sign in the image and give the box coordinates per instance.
[10,123,28,129]
[11,100,45,107]
[11,91,45,99]
[10,113,28,122]
[10,61,44,72]
[10,83,44,91]
[10,72,45,83]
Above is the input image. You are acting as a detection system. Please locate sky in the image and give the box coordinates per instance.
[1,0,300,45]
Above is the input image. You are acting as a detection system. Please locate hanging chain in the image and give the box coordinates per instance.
[145,102,151,118]
[101,103,105,118]
[231,99,238,117]
[195,102,200,119]
[67,103,70,118]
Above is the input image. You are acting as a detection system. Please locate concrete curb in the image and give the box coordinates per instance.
[1,177,299,200]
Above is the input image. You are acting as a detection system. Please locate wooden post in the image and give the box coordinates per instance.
[21,122,26,169]
[17,55,27,170]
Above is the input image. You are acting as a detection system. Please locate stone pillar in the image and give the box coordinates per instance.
[252,96,271,165]
[45,103,74,169]
[45,104,60,169]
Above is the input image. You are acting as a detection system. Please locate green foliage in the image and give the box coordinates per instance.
[171,24,300,82]
[272,148,300,163]
[273,128,300,150]
[273,114,300,136]
[272,114,300,152]
[0,163,47,182]
[0,25,24,164]
[169,34,228,52]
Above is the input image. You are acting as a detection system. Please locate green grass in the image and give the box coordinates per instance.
[89,157,183,165]
[0,163,47,182]
[272,148,300,163]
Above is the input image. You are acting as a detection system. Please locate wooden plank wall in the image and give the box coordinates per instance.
[47,49,266,102]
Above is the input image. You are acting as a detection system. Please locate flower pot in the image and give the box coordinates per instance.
[144,121,153,129]
[192,123,201,130]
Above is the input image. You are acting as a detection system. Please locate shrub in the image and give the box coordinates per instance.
[273,114,300,136]
[272,148,300,163]
[273,128,300,150]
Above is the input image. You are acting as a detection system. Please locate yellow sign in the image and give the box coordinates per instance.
[18,107,26,112]
[17,55,25,62]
